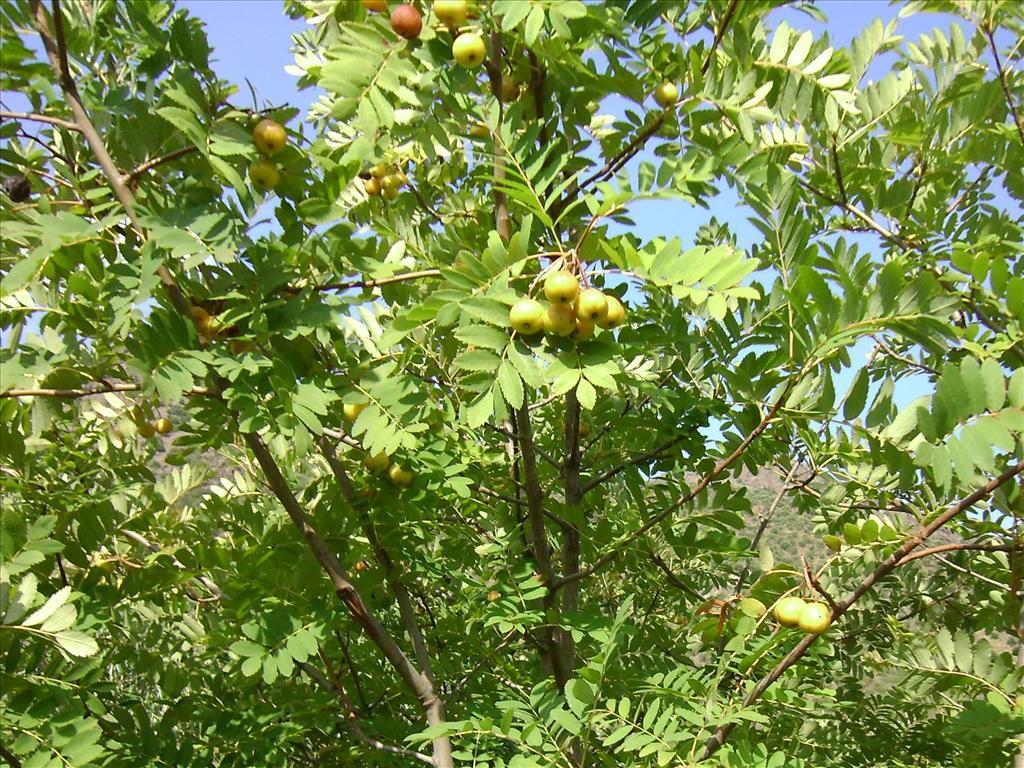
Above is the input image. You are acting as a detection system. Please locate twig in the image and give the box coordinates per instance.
[312,269,442,293]
[580,432,690,494]
[0,109,80,132]
[896,541,1023,567]
[1,382,217,399]
[121,529,225,599]
[984,26,1024,146]
[648,551,704,602]
[733,464,802,594]
[802,555,839,613]
[123,145,198,185]
[445,629,517,705]
[703,0,740,75]
[0,744,22,768]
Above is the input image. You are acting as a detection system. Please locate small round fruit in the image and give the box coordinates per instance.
[390,4,422,39]
[388,463,413,486]
[252,118,287,155]
[434,0,467,26]
[137,422,156,438]
[362,0,387,11]
[570,317,595,342]
[381,172,407,191]
[773,596,806,628]
[798,602,832,634]
[542,303,576,336]
[364,452,391,473]
[469,123,490,139]
[509,299,544,335]
[823,534,843,552]
[575,288,609,323]
[499,76,519,102]
[355,559,369,572]
[597,295,625,329]
[544,270,579,305]
[486,590,500,602]
[154,418,173,435]
[248,159,279,191]
[452,32,485,68]
[381,185,400,202]
[370,163,389,179]
[654,81,678,109]
[364,177,382,196]
[343,402,367,422]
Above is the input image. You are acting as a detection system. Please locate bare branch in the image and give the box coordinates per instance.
[580,431,689,495]
[312,269,442,294]
[896,541,1023,567]
[1,381,217,399]
[0,109,80,132]
[984,26,1024,146]
[123,145,198,185]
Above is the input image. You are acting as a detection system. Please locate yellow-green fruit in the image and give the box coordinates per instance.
[364,452,391,473]
[388,463,413,486]
[575,288,609,323]
[434,0,467,26]
[544,270,579,305]
[570,317,595,342]
[137,422,156,438]
[249,159,279,191]
[355,559,369,572]
[823,534,843,552]
[364,177,382,196]
[486,590,501,602]
[381,172,407,191]
[654,81,678,109]
[370,164,389,178]
[499,76,519,102]
[597,295,625,329]
[362,0,387,11]
[452,32,486,68]
[469,123,491,139]
[509,299,544,335]
[343,402,367,422]
[773,596,806,627]
[381,184,400,201]
[252,118,287,155]
[542,303,576,336]
[154,418,173,435]
[798,602,832,634]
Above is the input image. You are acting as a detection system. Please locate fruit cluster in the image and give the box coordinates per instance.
[363,163,409,201]
[248,118,287,191]
[509,270,625,341]
[343,402,414,487]
[363,1,485,70]
[773,596,832,634]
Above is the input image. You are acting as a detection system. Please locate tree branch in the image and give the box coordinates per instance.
[0,744,22,768]
[555,381,794,591]
[1,382,216,399]
[984,26,1024,146]
[896,541,1023,567]
[0,109,80,132]
[580,431,689,495]
[699,458,1024,761]
[312,269,442,294]
[123,145,198,185]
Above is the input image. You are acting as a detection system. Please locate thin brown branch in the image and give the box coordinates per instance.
[0,744,22,768]
[123,145,198,185]
[485,31,511,240]
[1,382,217,399]
[0,109,80,132]
[580,431,689,494]
[582,370,675,454]
[896,541,1023,567]
[445,629,517,706]
[984,26,1024,146]
[648,551,704,602]
[555,380,794,592]
[312,269,442,294]
[734,464,803,594]
[121,529,225,599]
[798,178,915,251]
[700,459,1024,761]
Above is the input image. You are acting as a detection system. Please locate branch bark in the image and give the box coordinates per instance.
[699,459,1024,761]
[0,109,80,132]
[984,26,1024,146]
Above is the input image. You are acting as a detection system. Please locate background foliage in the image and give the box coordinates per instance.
[1,1,1022,767]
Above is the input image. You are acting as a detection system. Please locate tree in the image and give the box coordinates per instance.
[1,0,1023,766]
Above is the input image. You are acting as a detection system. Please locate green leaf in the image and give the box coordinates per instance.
[497,360,524,409]
[54,630,99,658]
[21,585,70,627]
[844,367,869,420]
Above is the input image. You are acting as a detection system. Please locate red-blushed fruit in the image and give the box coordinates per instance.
[390,4,422,39]
[575,288,608,323]
[249,159,279,191]
[597,295,625,329]
[486,590,500,602]
[252,118,287,155]
[542,303,576,336]
[154,418,173,435]
[362,0,387,11]
[774,596,807,627]
[544,270,579,305]
[798,602,832,634]
[434,0,467,26]
[452,32,485,67]
[509,299,544,335]
[364,177,382,196]
[654,81,678,108]
[570,316,595,342]
[364,452,391,473]
[388,463,413,486]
